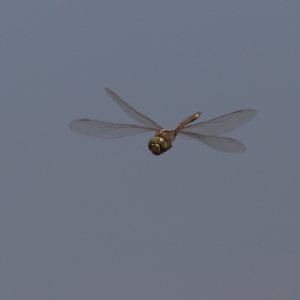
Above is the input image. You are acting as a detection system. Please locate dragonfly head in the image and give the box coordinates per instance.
[148,137,168,156]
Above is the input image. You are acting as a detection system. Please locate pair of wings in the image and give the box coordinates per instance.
[70,88,257,153]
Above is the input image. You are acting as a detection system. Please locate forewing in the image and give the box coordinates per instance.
[178,132,246,152]
[70,119,155,139]
[105,88,161,129]
[181,109,257,136]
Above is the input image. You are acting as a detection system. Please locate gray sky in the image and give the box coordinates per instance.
[1,1,299,299]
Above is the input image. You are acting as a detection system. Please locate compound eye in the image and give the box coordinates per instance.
[148,137,168,155]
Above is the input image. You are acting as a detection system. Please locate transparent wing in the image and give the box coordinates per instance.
[181,109,257,136]
[105,88,161,129]
[70,119,156,139]
[178,132,246,153]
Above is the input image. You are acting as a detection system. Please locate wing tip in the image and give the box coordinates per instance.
[249,109,257,116]
[104,87,114,96]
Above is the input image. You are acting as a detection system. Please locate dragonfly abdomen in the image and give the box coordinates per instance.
[174,112,201,132]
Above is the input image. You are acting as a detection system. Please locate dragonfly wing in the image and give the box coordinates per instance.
[105,88,161,129]
[181,109,257,135]
[178,132,246,152]
[177,134,194,140]
[70,119,155,139]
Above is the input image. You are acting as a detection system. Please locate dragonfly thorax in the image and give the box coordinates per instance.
[148,137,168,156]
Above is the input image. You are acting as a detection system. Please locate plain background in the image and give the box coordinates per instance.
[1,1,299,299]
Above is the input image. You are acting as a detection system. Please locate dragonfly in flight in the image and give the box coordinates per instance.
[70,88,257,155]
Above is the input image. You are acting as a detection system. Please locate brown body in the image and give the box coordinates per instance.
[149,112,201,155]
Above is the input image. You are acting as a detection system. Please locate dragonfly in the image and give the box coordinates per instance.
[70,88,257,155]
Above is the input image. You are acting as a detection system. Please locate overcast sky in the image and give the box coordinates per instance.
[1,1,300,299]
